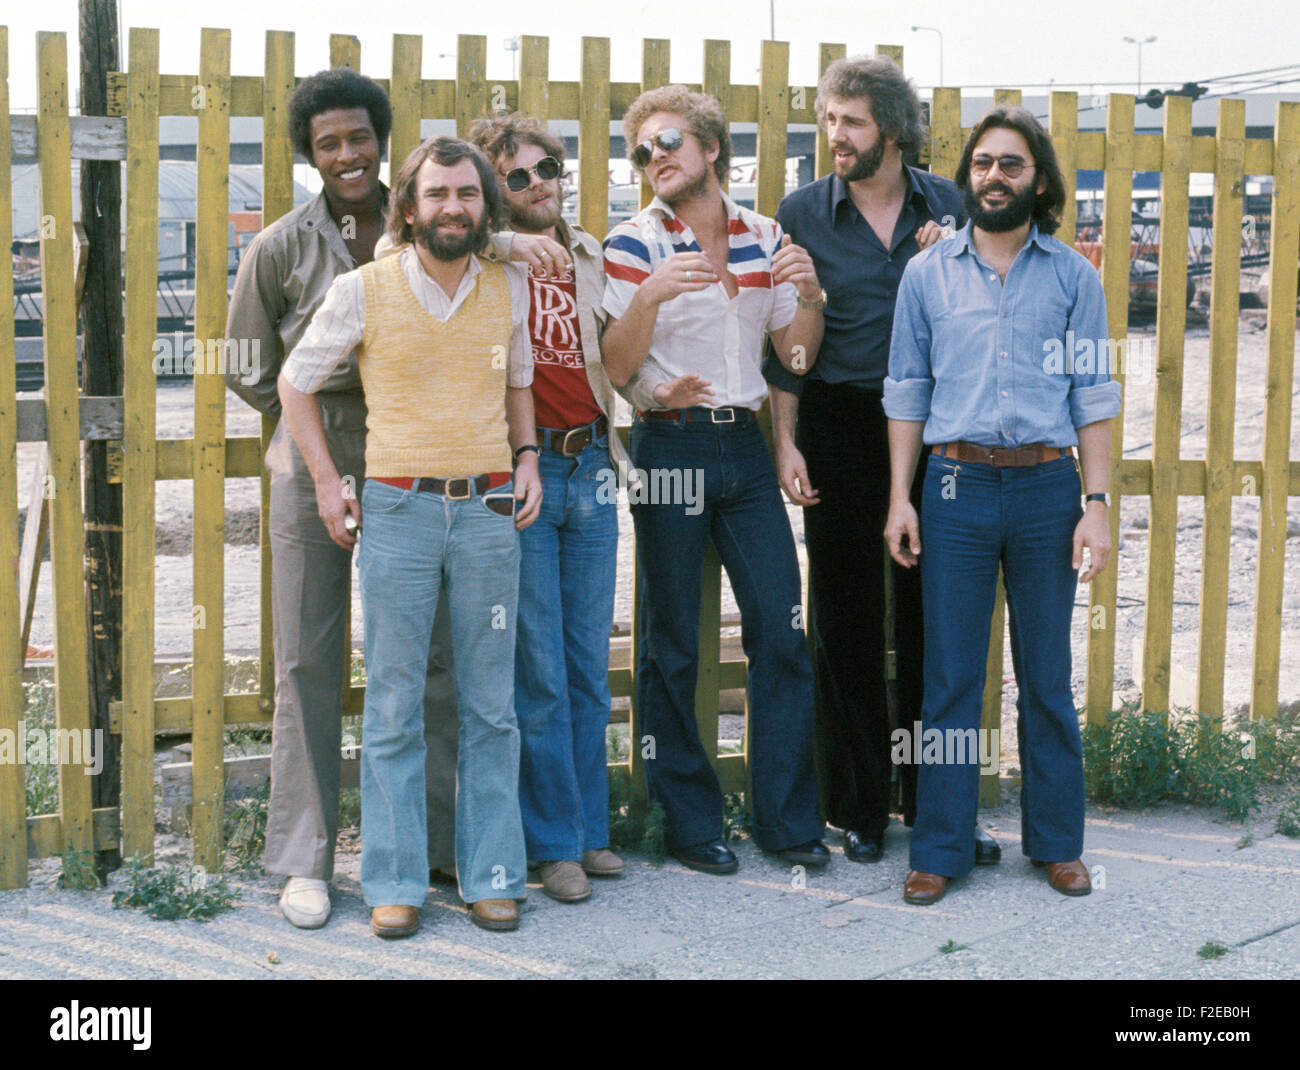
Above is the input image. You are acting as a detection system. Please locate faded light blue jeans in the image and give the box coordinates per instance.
[514,433,618,862]
[357,477,527,906]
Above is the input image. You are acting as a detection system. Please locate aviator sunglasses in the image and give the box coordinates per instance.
[631,127,685,168]
[503,155,562,192]
[970,154,1032,179]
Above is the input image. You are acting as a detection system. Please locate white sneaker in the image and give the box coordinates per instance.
[279,877,331,929]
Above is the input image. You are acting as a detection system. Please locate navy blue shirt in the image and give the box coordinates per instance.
[763,164,965,395]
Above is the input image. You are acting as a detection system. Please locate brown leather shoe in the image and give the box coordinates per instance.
[538,860,591,902]
[470,898,520,931]
[370,905,419,938]
[582,848,625,877]
[1042,859,1092,896]
[903,870,948,905]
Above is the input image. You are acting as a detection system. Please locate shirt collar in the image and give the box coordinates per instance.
[648,189,745,234]
[943,220,1057,257]
[399,242,482,284]
[300,184,391,233]
[830,163,931,217]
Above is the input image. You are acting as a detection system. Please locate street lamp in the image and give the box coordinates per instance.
[504,36,520,81]
[1123,34,1157,96]
[911,25,943,86]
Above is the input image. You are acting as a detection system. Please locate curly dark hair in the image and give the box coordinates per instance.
[815,55,925,155]
[469,111,568,174]
[288,68,392,164]
[954,106,1067,235]
[385,136,503,252]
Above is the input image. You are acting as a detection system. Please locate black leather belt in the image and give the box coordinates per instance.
[638,406,753,424]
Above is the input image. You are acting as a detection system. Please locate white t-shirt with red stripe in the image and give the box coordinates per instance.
[601,192,798,411]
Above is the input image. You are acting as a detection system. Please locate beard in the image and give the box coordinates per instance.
[413,210,490,260]
[963,180,1038,233]
[509,190,563,232]
[659,165,710,208]
[837,136,887,182]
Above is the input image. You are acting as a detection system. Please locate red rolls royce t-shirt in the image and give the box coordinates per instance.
[526,266,603,430]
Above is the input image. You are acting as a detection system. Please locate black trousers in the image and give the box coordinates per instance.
[797,380,925,836]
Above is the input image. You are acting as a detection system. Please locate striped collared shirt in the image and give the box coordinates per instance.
[601,191,797,411]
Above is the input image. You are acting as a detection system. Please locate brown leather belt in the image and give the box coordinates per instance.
[538,415,608,457]
[638,406,753,424]
[373,472,512,498]
[931,442,1073,467]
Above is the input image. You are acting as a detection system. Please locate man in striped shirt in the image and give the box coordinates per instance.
[602,85,829,876]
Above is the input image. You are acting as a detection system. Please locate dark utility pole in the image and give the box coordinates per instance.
[79,0,123,874]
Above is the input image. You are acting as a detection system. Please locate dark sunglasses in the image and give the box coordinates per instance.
[970,154,1032,179]
[631,127,685,169]
[503,155,562,192]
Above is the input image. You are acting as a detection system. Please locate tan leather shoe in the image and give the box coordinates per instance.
[370,905,419,938]
[582,848,625,877]
[470,898,520,931]
[538,860,591,902]
[1044,859,1092,896]
[903,870,948,906]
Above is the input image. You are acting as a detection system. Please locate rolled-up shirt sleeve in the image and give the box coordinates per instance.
[504,266,534,388]
[280,271,365,394]
[1065,262,1123,427]
[601,223,652,321]
[882,262,935,422]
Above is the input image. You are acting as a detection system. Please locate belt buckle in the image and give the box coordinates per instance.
[444,477,472,500]
[560,427,589,457]
[711,407,735,424]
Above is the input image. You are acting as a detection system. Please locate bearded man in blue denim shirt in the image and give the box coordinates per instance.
[883,107,1122,906]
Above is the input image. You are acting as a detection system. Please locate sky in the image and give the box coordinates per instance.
[6,0,1299,111]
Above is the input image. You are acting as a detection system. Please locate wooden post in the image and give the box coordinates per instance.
[755,39,788,219]
[1196,99,1246,719]
[702,40,730,191]
[928,87,962,180]
[190,27,231,872]
[37,30,95,857]
[120,27,160,863]
[518,35,548,123]
[1142,94,1191,716]
[78,0,125,877]
[0,25,27,890]
[1250,101,1299,720]
[1087,94,1134,724]
[578,37,610,241]
[454,35,486,140]
[389,34,423,169]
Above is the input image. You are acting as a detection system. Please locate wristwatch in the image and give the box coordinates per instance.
[1085,492,1109,507]
[513,444,540,463]
[797,288,828,312]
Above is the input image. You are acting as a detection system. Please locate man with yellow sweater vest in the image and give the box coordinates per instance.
[279,136,539,936]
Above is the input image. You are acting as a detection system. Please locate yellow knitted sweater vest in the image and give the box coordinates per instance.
[356,253,513,477]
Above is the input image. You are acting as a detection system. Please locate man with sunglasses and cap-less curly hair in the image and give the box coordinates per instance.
[470,113,661,904]
[601,85,829,876]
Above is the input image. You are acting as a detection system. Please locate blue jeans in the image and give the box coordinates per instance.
[515,435,618,861]
[357,477,527,906]
[910,453,1085,879]
[628,413,823,852]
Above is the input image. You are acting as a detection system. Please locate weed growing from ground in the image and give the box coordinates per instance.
[112,857,240,921]
[57,847,102,890]
[224,782,270,872]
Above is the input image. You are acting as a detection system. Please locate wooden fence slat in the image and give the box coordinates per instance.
[1196,99,1246,718]
[330,34,360,71]
[813,44,846,180]
[929,87,962,181]
[120,26,160,864]
[1250,100,1300,720]
[1086,94,1135,724]
[1050,91,1078,244]
[638,40,670,210]
[695,545,723,769]
[390,34,423,171]
[0,24,26,889]
[519,35,548,123]
[36,31,94,857]
[875,44,903,66]
[755,40,789,220]
[993,88,1021,107]
[455,35,487,139]
[191,27,232,872]
[702,40,730,191]
[578,37,610,241]
[1141,95,1192,715]
[261,30,295,721]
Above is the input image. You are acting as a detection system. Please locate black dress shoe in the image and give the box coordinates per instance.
[974,825,1002,866]
[672,840,739,875]
[844,829,884,864]
[768,840,830,867]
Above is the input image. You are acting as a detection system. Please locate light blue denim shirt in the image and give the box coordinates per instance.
[883,221,1123,447]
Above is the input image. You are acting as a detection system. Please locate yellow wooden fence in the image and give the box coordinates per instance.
[1,26,1296,889]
